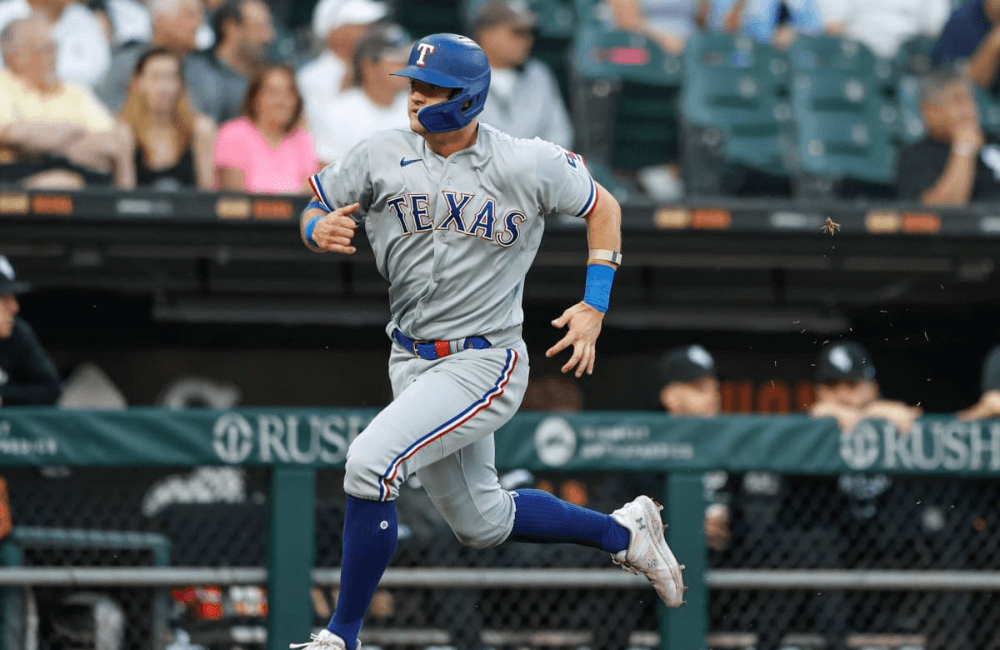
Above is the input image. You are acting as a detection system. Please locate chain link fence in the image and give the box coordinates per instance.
[1,466,999,650]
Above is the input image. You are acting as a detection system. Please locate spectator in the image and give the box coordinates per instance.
[311,25,407,165]
[0,256,62,407]
[298,0,387,130]
[214,63,319,193]
[957,344,1000,419]
[931,0,1000,94]
[606,0,694,200]
[97,0,203,113]
[195,0,224,49]
[658,343,721,416]
[184,0,275,125]
[810,340,923,433]
[816,0,949,59]
[896,66,1000,206]
[472,0,572,149]
[0,0,110,87]
[121,47,216,190]
[89,0,153,47]
[710,0,824,49]
[0,15,135,189]
[605,0,706,55]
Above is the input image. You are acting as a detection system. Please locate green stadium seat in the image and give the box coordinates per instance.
[573,0,610,30]
[790,70,897,196]
[789,35,893,90]
[795,113,896,183]
[977,87,1000,138]
[570,27,683,171]
[896,75,926,143]
[791,68,883,116]
[893,35,936,77]
[680,32,793,194]
[572,27,682,85]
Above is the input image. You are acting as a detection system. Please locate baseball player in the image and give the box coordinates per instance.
[291,34,685,650]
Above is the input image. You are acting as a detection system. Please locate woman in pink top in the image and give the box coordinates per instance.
[214,64,319,194]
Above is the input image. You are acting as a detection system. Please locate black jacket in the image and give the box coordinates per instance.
[0,318,61,406]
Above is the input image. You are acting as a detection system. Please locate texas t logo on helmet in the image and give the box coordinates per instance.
[414,43,436,66]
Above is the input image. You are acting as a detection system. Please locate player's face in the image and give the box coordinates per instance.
[0,294,19,339]
[816,380,878,409]
[136,54,182,113]
[661,377,721,417]
[407,79,455,134]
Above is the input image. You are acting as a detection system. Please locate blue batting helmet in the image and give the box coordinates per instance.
[392,33,491,133]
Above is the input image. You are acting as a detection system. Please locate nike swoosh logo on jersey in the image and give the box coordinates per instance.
[400,158,422,167]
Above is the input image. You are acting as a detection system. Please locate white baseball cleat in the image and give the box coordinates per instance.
[610,495,687,608]
[289,630,358,649]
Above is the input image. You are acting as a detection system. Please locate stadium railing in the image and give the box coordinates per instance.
[0,408,998,649]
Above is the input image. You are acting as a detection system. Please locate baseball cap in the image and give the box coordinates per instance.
[0,256,29,295]
[312,0,388,41]
[981,345,1000,393]
[659,345,717,386]
[815,341,876,384]
[471,0,538,32]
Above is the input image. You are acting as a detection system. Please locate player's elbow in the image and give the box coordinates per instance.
[588,182,622,225]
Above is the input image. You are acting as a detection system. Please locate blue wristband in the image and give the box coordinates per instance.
[304,215,322,247]
[583,263,615,313]
[303,200,327,247]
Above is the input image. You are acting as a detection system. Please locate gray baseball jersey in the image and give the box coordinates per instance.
[311,123,597,541]
[309,122,598,343]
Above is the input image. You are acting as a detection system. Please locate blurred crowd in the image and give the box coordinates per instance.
[0,0,573,194]
[2,0,1000,207]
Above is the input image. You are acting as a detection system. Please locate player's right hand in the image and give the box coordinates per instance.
[309,203,360,254]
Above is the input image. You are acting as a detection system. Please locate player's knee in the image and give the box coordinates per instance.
[343,450,386,500]
[451,521,509,549]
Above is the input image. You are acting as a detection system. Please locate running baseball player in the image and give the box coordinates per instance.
[291,33,685,650]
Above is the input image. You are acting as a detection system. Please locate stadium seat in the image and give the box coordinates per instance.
[977,87,1000,138]
[680,32,793,195]
[794,113,895,182]
[573,0,610,30]
[788,35,894,93]
[570,27,683,171]
[790,70,897,197]
[892,35,936,77]
[896,75,926,143]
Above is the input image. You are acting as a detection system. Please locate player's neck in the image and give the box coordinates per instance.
[423,122,479,158]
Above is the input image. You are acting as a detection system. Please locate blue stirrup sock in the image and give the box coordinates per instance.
[327,496,398,650]
[508,488,630,553]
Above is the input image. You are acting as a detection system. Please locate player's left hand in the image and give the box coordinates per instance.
[546,302,604,378]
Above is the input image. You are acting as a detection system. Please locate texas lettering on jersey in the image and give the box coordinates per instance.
[386,191,524,247]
